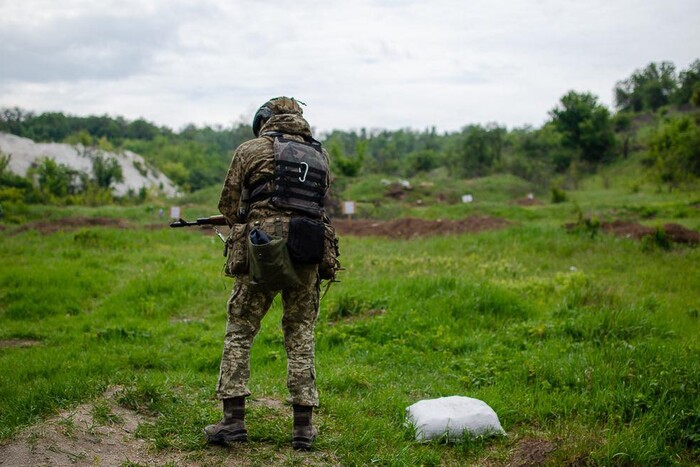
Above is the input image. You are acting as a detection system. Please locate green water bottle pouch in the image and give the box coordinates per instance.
[247,220,301,290]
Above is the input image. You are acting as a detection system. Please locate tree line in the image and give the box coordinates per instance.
[0,108,252,192]
[1,58,699,205]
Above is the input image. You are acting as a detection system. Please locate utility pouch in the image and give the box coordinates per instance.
[247,218,301,290]
[319,222,341,281]
[288,217,325,264]
[224,223,249,277]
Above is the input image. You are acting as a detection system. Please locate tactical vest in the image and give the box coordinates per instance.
[245,132,328,218]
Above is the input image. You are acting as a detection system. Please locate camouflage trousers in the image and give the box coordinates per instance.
[216,264,320,406]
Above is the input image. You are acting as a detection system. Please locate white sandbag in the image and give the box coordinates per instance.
[406,396,506,442]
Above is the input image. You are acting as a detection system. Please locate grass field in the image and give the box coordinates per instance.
[1,177,699,465]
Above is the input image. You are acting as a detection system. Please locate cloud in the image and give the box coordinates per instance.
[1,0,699,133]
[0,1,214,82]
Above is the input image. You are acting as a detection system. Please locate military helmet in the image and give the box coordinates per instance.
[252,97,305,136]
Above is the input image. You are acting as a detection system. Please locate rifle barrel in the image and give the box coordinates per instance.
[169,215,227,228]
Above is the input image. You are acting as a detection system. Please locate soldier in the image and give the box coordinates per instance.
[205,97,334,450]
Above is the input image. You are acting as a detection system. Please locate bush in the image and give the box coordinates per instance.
[551,187,567,203]
[646,115,700,190]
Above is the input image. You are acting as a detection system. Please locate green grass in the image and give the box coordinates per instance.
[1,179,699,465]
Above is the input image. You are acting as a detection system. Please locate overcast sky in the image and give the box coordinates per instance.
[1,0,699,135]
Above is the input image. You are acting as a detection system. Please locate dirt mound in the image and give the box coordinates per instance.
[0,387,185,467]
[333,216,512,239]
[11,217,131,235]
[601,220,699,244]
[601,220,655,239]
[511,197,543,206]
[662,223,700,244]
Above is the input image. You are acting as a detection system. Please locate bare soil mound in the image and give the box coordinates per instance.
[600,220,655,239]
[11,217,131,235]
[661,222,700,244]
[0,387,185,467]
[333,216,512,239]
[601,220,699,244]
[511,197,543,206]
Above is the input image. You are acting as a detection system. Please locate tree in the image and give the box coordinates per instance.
[615,62,678,112]
[328,140,364,177]
[550,91,616,165]
[505,123,571,185]
[645,115,700,190]
[674,59,700,106]
[404,149,440,176]
[449,123,505,177]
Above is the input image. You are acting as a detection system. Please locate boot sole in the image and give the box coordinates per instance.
[292,437,314,450]
[204,428,248,445]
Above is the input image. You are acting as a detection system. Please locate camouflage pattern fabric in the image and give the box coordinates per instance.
[216,265,320,406]
[216,98,327,406]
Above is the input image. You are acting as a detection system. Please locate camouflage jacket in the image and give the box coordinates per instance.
[218,113,331,225]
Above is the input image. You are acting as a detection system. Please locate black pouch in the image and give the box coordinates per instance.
[287,217,325,264]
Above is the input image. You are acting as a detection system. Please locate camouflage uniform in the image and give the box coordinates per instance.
[216,98,330,407]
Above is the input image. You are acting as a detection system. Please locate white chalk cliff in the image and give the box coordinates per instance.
[0,132,179,197]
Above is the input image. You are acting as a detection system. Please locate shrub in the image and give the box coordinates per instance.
[551,186,567,203]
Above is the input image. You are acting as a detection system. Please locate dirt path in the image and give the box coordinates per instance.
[332,216,513,239]
[9,217,131,235]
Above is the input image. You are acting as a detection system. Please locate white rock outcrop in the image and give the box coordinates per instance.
[0,132,179,197]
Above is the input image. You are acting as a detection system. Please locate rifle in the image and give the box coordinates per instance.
[170,215,228,247]
[169,215,228,228]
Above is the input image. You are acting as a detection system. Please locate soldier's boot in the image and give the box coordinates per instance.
[204,396,248,444]
[292,404,317,451]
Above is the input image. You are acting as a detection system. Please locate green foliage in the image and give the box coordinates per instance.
[404,149,441,176]
[615,61,678,112]
[504,124,569,183]
[122,135,229,191]
[640,226,671,252]
[551,186,567,203]
[550,91,616,165]
[615,59,700,111]
[645,115,700,190]
[63,130,94,147]
[568,203,601,238]
[448,124,505,177]
[327,139,364,177]
[0,153,9,177]
[30,157,79,200]
[89,152,124,189]
[675,59,700,106]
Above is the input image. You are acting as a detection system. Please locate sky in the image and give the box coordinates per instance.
[1,0,699,135]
